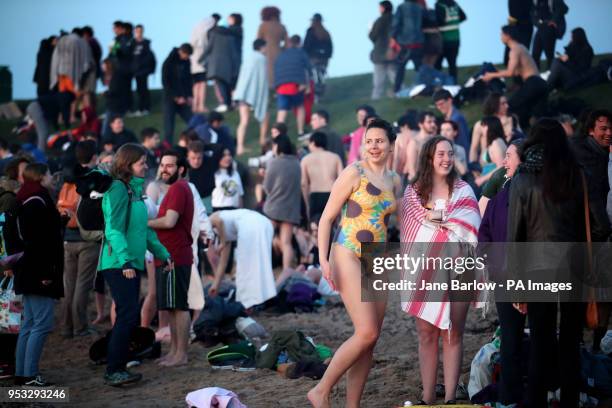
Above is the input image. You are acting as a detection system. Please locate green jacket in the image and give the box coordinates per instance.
[98,177,169,271]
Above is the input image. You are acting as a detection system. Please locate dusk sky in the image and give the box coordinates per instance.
[2,0,611,98]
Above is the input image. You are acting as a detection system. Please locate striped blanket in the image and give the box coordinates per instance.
[399,180,482,330]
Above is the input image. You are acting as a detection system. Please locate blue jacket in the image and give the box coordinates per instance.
[450,107,470,155]
[392,1,425,46]
[273,48,311,89]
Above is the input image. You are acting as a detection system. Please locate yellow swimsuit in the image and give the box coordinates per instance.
[335,162,397,257]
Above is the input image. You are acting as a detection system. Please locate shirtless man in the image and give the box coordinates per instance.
[301,131,344,221]
[393,113,417,177]
[405,111,437,181]
[483,25,548,129]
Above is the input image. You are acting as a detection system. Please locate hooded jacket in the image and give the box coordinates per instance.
[98,177,169,272]
[162,48,193,99]
[14,182,64,298]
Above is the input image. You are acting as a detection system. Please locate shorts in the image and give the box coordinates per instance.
[308,192,330,222]
[156,264,191,311]
[192,72,207,83]
[276,92,304,111]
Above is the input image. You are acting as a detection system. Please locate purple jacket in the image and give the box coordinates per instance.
[478,182,510,243]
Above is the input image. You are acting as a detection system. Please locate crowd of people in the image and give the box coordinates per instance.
[1,1,611,407]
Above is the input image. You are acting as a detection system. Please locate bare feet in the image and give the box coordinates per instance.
[160,354,188,367]
[307,387,330,408]
[91,315,107,325]
[156,352,175,365]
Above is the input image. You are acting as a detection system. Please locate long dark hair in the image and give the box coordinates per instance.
[521,118,580,202]
[482,116,506,147]
[483,92,503,116]
[570,27,589,49]
[412,136,458,206]
[273,134,296,155]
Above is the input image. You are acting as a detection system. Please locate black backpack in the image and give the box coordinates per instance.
[74,167,113,242]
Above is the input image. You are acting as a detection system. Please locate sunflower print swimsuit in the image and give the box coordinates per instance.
[335,162,397,257]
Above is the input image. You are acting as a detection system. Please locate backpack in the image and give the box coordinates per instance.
[0,189,22,259]
[74,167,129,242]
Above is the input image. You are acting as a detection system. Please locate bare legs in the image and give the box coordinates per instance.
[92,293,106,325]
[308,246,386,408]
[276,106,305,136]
[192,81,208,113]
[260,112,270,146]
[237,103,250,156]
[159,310,190,366]
[140,258,156,327]
[279,222,294,271]
[415,301,470,403]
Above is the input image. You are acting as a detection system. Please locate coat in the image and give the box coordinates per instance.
[132,38,156,77]
[303,27,333,61]
[370,13,393,64]
[392,1,425,46]
[190,17,217,75]
[233,51,269,122]
[162,48,192,99]
[256,21,289,87]
[531,0,568,39]
[273,48,311,89]
[263,155,301,225]
[98,177,169,272]
[14,184,63,299]
[570,136,611,242]
[202,26,240,85]
[49,33,93,91]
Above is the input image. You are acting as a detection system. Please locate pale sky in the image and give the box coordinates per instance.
[1,0,611,99]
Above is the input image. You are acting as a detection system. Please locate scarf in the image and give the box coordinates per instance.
[518,144,545,174]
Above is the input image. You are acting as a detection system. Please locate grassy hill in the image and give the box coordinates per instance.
[2,55,611,161]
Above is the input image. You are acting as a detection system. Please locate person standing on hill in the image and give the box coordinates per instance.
[531,0,569,70]
[370,1,395,100]
[391,0,425,93]
[162,43,193,144]
[434,0,467,84]
[274,35,311,137]
[190,14,220,113]
[303,13,333,98]
[132,24,156,116]
[257,6,289,89]
[202,22,241,113]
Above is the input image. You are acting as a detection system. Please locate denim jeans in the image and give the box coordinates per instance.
[15,295,55,377]
[101,269,141,374]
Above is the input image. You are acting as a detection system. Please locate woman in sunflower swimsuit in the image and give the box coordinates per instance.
[308,119,402,408]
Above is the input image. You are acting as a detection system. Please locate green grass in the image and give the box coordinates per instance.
[3,54,611,161]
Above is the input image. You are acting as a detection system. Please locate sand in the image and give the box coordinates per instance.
[0,299,498,408]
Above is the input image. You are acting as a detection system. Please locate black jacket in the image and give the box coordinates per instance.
[570,136,611,242]
[101,129,138,152]
[303,27,333,60]
[162,48,192,99]
[369,13,393,64]
[509,0,533,24]
[565,41,594,74]
[14,186,64,299]
[132,38,156,77]
[33,38,55,95]
[531,0,568,39]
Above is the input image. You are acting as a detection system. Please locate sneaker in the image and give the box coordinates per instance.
[140,110,150,116]
[24,375,52,387]
[104,370,142,387]
[215,104,228,113]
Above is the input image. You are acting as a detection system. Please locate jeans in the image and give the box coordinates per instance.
[62,241,99,334]
[372,62,396,99]
[163,96,193,144]
[15,295,55,377]
[394,46,424,92]
[496,302,527,405]
[25,102,50,151]
[135,75,151,112]
[215,80,231,106]
[435,40,460,83]
[526,302,584,408]
[101,269,141,374]
[547,59,573,91]
[532,24,557,70]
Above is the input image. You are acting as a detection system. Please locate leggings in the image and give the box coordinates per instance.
[435,40,460,83]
